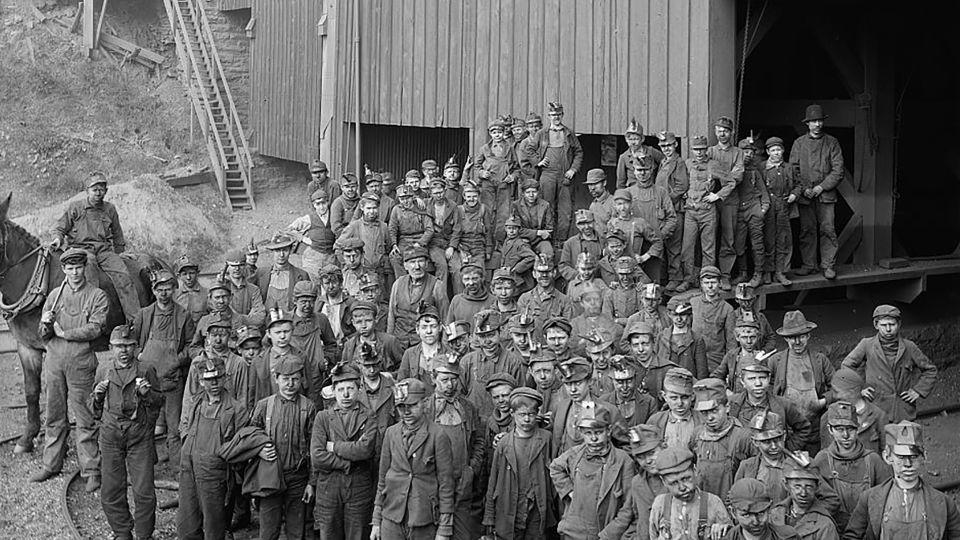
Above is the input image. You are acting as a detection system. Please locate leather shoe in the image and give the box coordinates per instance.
[774,273,793,286]
[86,475,101,493]
[29,468,59,483]
[793,267,816,276]
[824,268,837,280]
[13,438,34,455]
[746,275,763,288]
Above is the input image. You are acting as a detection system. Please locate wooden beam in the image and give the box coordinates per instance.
[836,214,863,265]
[708,0,737,137]
[809,14,864,97]
[98,32,165,66]
[83,0,95,56]
[741,99,856,129]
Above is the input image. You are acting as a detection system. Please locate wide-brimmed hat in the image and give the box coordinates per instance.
[264,233,296,250]
[776,310,818,336]
[802,104,828,123]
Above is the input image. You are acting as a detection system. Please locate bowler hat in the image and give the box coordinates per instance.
[802,104,828,123]
[776,310,818,336]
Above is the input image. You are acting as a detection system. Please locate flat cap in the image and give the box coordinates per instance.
[662,367,695,395]
[613,188,633,202]
[738,136,760,151]
[885,421,924,456]
[293,280,318,298]
[403,245,429,262]
[473,309,503,334]
[395,185,413,198]
[175,254,199,274]
[585,168,607,185]
[393,378,429,405]
[509,387,544,407]
[606,229,627,244]
[310,188,329,201]
[739,356,771,374]
[236,325,263,348]
[624,320,655,340]
[714,116,734,130]
[330,362,361,384]
[521,178,540,191]
[728,478,772,512]
[525,112,543,124]
[273,354,305,376]
[60,247,89,265]
[416,302,441,323]
[765,136,784,149]
[693,378,728,411]
[735,316,760,330]
[208,275,231,294]
[783,452,820,481]
[492,266,520,284]
[485,372,518,392]
[404,169,422,180]
[204,311,233,330]
[509,310,536,333]
[542,316,572,336]
[627,424,663,454]
[748,410,785,440]
[614,256,637,274]
[558,357,593,383]
[357,272,380,289]
[690,135,709,149]
[528,349,558,365]
[699,265,721,279]
[826,400,859,428]
[503,215,522,228]
[339,237,365,252]
[109,324,137,346]
[339,173,359,186]
[319,264,342,278]
[421,159,438,169]
[872,304,901,320]
[224,249,246,265]
[150,269,176,289]
[461,180,479,193]
[655,447,696,476]
[351,300,378,317]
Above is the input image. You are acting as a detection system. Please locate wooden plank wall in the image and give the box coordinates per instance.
[218,0,251,11]
[249,0,325,163]
[344,0,719,152]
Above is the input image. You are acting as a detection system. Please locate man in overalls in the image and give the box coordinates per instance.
[732,136,770,288]
[387,245,449,349]
[843,421,960,540]
[690,377,754,501]
[529,101,583,246]
[426,355,484,539]
[708,116,745,292]
[91,325,163,540]
[624,158,676,283]
[811,401,891,531]
[647,447,731,540]
[174,255,209,324]
[178,356,245,540]
[132,270,195,473]
[474,119,521,235]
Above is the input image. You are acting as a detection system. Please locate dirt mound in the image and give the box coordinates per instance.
[13,174,230,267]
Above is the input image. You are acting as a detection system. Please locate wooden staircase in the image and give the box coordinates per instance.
[163,0,254,210]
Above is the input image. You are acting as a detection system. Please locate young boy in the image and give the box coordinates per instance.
[597,229,629,283]
[818,368,888,453]
[547,357,623,455]
[336,195,389,288]
[527,350,563,413]
[396,304,446,393]
[491,267,522,319]
[690,378,754,501]
[656,298,709,379]
[606,189,663,280]
[565,252,609,307]
[460,310,525,420]
[768,458,839,539]
[623,282,671,339]
[728,358,813,452]
[761,136,799,286]
[549,404,634,539]
[446,257,495,324]
[648,447,731,540]
[340,300,404,373]
[330,173,362,236]
[572,284,622,349]
[474,119,520,234]
[583,330,617,396]
[602,256,649,328]
[600,360,659,427]
[732,136,770,288]
[511,179,555,259]
[725,478,800,540]
[840,304,937,422]
[599,425,668,540]
[711,317,769,394]
[648,367,702,450]
[811,400,890,531]
[560,210,605,285]
[497,215,538,291]
[484,387,556,540]
[624,321,678,405]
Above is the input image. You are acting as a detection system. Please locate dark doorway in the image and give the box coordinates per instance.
[360,124,470,180]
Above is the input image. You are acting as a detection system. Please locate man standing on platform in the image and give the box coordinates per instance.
[790,104,845,280]
[655,132,689,291]
[708,116,745,291]
[529,101,583,246]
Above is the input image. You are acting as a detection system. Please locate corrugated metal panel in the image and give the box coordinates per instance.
[249,0,325,163]
[218,0,250,11]
[347,0,712,152]
[360,124,470,182]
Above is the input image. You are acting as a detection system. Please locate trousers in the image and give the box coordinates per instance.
[380,519,437,540]
[259,470,310,540]
[763,200,793,273]
[717,199,738,276]
[539,173,572,245]
[83,249,139,322]
[155,384,184,475]
[798,200,837,270]
[100,421,157,540]
[41,352,100,476]
[665,213,684,282]
[314,470,373,540]
[178,451,229,540]
[681,206,717,283]
[734,202,766,276]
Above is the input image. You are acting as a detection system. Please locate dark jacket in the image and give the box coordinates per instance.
[769,348,835,402]
[550,444,634,537]
[132,301,195,382]
[483,428,556,539]
[529,125,585,178]
[219,425,286,497]
[373,421,456,531]
[90,358,163,431]
[309,401,377,476]
[254,263,311,310]
[727,392,813,452]
[842,479,960,540]
[656,327,709,379]
[788,133,844,204]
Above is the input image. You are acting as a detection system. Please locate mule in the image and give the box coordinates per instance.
[0,193,165,453]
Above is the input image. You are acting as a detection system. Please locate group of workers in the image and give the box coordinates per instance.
[19,100,958,540]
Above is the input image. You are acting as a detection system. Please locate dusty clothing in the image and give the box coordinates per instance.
[559,233,605,283]
[656,326,709,379]
[549,444,634,539]
[341,331,405,372]
[626,183,678,242]
[337,218,391,271]
[256,262,311,312]
[228,280,266,329]
[39,280,109,477]
[590,192,616,239]
[727,392,813,452]
[818,401,888,455]
[693,420,755,501]
[708,143,745,278]
[516,287,576,340]
[396,343,446,394]
[761,159,800,273]
[647,410,702,450]
[690,294,736,372]
[547,394,623,455]
[459,347,525,420]
[599,472,667,540]
[445,290,495,326]
[842,479,960,540]
[475,140,521,235]
[812,442,891,531]
[330,194,360,236]
[840,335,937,422]
[600,388,658,427]
[789,133,844,271]
[175,283,209,323]
[55,197,126,253]
[769,500,839,540]
[648,490,731,540]
[451,202,495,259]
[617,146,665,188]
[386,274,449,349]
[483,429,556,540]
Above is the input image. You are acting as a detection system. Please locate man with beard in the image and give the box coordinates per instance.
[330,173,362,236]
[387,245,449,349]
[789,104,844,280]
[387,185,436,280]
[460,310,524,420]
[548,357,623,455]
[174,255,209,324]
[654,132,690,291]
[309,363,377,540]
[341,301,404,372]
[599,424,667,540]
[549,403,633,539]
[708,116,745,291]
[600,360,658,427]
[648,447,731,540]
[725,478,800,540]
[528,101,582,246]
[586,169,616,238]
[425,355,485,539]
[843,421,960,540]
[617,119,665,189]
[517,254,575,340]
[449,180,495,294]
[446,257,494,324]
[732,136,771,288]
[224,249,267,329]
[841,304,937,422]
[371,378,455,540]
[690,266,736,373]
[769,458,839,540]
[811,401,891,531]
[691,378,754,501]
[656,298,708,379]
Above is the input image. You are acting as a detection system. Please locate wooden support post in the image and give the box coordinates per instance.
[708,0,737,133]
[94,0,109,49]
[83,0,95,57]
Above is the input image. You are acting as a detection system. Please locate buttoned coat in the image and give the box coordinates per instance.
[550,444,635,538]
[483,428,556,539]
[842,479,960,540]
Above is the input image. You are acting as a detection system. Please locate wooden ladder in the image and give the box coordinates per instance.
[162,0,255,210]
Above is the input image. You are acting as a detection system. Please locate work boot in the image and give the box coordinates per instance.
[720,276,732,291]
[774,272,793,286]
[675,281,692,293]
[13,437,34,455]
[86,475,101,493]
[824,267,837,280]
[746,274,763,288]
[793,266,816,276]
[29,468,59,483]
[762,272,772,285]
[665,280,682,292]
